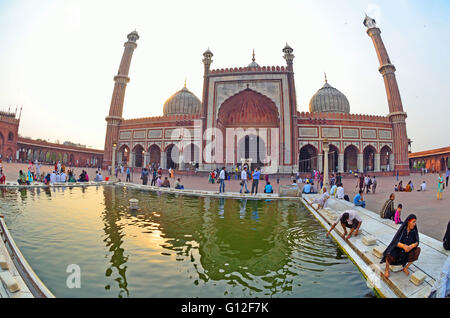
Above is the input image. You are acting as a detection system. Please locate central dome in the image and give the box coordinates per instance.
[309,81,350,114]
[163,85,201,116]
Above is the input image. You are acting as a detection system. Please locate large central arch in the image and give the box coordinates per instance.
[217,88,280,127]
[217,88,279,167]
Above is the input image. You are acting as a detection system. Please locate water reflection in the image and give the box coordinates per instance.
[1,186,374,297]
[102,187,129,297]
[105,188,353,296]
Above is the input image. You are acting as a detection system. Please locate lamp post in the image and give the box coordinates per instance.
[112,142,117,180]
[323,138,329,190]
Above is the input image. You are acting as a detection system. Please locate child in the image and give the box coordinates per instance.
[394,204,403,224]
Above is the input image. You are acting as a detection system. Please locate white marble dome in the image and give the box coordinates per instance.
[309,81,350,114]
[163,85,201,116]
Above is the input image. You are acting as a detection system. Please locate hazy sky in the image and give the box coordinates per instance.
[0,0,448,151]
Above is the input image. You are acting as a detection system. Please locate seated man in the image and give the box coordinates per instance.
[313,187,330,209]
[353,190,366,208]
[17,170,29,185]
[302,181,312,194]
[326,210,362,240]
[417,181,426,192]
[50,171,57,184]
[162,177,170,188]
[174,178,184,189]
[60,171,67,182]
[291,179,298,187]
[156,176,163,187]
[97,172,103,182]
[380,193,395,220]
[264,181,273,193]
[336,183,345,199]
[56,172,61,183]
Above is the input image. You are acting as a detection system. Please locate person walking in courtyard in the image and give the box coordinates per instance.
[336,172,342,185]
[326,210,362,241]
[381,214,420,278]
[126,167,131,182]
[240,166,250,194]
[141,168,148,185]
[353,190,366,208]
[219,166,226,193]
[151,168,157,186]
[438,173,444,200]
[356,173,364,192]
[251,167,261,195]
[372,176,377,193]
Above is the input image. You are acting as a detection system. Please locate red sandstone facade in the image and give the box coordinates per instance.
[0,108,103,166]
[16,137,103,167]
[104,17,410,175]
[409,147,450,173]
[0,111,20,160]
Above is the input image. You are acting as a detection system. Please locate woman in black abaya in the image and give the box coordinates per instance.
[381,214,421,278]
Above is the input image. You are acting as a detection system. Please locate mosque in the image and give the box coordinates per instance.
[103,15,410,175]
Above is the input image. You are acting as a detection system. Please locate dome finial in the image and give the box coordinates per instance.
[184,77,187,88]
[324,72,328,83]
[252,49,255,62]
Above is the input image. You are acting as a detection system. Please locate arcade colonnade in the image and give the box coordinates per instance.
[298,143,394,173]
[16,138,103,167]
[117,142,201,170]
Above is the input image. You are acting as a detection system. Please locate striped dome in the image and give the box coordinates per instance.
[163,86,201,116]
[309,82,350,114]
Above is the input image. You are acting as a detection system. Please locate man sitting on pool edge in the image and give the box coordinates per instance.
[325,210,363,241]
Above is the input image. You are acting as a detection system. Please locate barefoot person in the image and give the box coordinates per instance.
[313,187,330,209]
[326,210,362,241]
[438,173,444,200]
[381,214,420,278]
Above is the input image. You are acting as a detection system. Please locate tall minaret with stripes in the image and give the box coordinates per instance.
[364,15,409,175]
[103,30,139,169]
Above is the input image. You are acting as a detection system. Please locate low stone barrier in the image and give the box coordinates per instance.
[278,185,301,197]
[301,194,449,298]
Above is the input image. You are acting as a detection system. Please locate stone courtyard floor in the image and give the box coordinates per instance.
[1,162,449,241]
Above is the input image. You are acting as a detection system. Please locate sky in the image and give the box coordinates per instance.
[0,0,449,152]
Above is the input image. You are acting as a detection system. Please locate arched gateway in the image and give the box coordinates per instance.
[217,88,279,170]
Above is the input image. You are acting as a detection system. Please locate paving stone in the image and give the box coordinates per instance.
[372,246,384,258]
[0,271,20,293]
[362,235,377,246]
[410,271,427,286]
[389,265,403,272]
[0,255,9,270]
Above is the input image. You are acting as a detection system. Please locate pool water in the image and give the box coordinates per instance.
[0,186,375,297]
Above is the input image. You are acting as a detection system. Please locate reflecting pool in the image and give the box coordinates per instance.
[0,186,375,297]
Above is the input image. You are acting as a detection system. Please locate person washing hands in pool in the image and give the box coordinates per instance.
[326,210,362,241]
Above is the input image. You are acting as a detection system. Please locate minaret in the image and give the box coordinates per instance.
[200,48,213,168]
[283,43,299,170]
[103,30,139,169]
[364,15,409,175]
[201,48,213,122]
